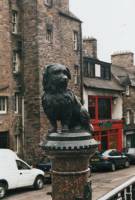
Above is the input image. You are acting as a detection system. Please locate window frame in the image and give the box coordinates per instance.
[12,51,20,73]
[12,10,18,34]
[14,94,19,114]
[95,64,101,78]
[73,31,78,51]
[126,110,130,125]
[44,0,53,7]
[0,97,7,114]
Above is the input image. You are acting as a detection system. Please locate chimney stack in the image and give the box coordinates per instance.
[83,37,97,58]
[111,52,134,68]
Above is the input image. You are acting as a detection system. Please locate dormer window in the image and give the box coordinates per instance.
[95,64,101,77]
[12,10,18,34]
[44,0,52,7]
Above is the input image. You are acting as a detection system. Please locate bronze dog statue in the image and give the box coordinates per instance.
[42,63,91,133]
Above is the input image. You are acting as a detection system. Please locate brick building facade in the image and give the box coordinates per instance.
[0,0,82,163]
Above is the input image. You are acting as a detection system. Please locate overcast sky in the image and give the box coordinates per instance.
[69,0,135,62]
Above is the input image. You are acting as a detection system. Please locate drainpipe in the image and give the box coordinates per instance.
[79,22,83,105]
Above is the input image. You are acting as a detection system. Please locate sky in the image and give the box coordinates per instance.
[69,0,135,62]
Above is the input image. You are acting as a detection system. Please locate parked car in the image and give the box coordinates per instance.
[36,157,52,182]
[90,149,130,172]
[0,149,45,199]
[124,148,135,164]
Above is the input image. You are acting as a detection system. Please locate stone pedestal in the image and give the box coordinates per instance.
[41,131,98,200]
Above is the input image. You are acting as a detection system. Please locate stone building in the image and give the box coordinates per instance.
[0,0,82,163]
[83,38,124,151]
[111,52,135,149]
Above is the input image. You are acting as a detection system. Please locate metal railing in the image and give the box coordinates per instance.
[97,176,135,200]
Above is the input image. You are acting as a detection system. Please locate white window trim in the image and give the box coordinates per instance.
[95,64,101,77]
[0,97,7,114]
[13,51,20,73]
[73,31,78,51]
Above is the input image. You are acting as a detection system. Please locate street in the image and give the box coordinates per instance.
[4,166,135,200]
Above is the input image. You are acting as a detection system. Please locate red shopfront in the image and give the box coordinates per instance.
[88,96,124,152]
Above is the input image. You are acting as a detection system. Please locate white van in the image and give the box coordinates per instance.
[0,149,44,199]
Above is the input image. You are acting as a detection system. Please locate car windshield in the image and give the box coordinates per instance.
[39,157,50,163]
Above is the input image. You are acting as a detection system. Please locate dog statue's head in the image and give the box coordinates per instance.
[43,63,71,93]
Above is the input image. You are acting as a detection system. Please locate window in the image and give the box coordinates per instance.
[126,86,130,96]
[95,64,101,77]
[73,31,78,51]
[133,111,135,124]
[44,0,52,7]
[98,98,111,119]
[46,24,53,42]
[88,97,96,119]
[74,65,79,85]
[0,132,9,148]
[101,65,111,80]
[126,110,130,125]
[83,62,95,77]
[15,94,19,113]
[13,51,20,73]
[12,10,18,34]
[16,160,31,170]
[0,97,7,114]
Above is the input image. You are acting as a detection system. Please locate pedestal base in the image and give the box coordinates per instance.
[41,131,98,200]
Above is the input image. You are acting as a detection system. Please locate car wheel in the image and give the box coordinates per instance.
[0,183,6,199]
[111,163,116,171]
[34,176,44,190]
[125,160,130,168]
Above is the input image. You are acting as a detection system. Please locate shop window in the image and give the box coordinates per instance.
[0,97,7,114]
[12,10,18,34]
[73,31,78,51]
[95,64,101,77]
[13,51,20,73]
[98,97,111,120]
[127,134,135,148]
[88,97,96,119]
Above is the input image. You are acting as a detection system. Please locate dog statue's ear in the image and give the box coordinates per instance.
[66,67,71,79]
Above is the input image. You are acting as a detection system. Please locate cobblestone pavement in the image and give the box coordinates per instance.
[5,166,135,200]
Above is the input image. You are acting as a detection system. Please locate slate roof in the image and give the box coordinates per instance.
[59,10,82,22]
[84,76,124,91]
[111,65,135,87]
